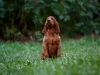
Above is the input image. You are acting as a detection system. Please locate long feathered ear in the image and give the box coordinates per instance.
[42,21,48,34]
[53,17,60,34]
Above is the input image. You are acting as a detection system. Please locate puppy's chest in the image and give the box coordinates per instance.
[45,36,59,44]
[48,37,56,43]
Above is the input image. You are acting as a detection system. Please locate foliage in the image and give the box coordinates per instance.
[0,0,100,40]
[0,37,100,75]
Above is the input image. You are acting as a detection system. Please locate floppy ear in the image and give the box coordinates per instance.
[42,21,48,34]
[54,18,60,34]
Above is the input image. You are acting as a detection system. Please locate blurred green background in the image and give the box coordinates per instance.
[0,1,100,75]
[0,0,100,41]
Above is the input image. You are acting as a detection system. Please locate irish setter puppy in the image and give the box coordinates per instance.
[40,16,61,60]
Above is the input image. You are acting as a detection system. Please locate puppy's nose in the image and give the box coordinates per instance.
[47,19,50,22]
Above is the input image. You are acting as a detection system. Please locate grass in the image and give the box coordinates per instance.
[0,36,100,75]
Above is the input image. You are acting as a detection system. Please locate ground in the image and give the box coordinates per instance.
[0,36,100,75]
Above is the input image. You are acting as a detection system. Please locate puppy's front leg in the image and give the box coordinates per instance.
[41,44,49,60]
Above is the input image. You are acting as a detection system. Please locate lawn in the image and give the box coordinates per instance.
[0,37,100,75]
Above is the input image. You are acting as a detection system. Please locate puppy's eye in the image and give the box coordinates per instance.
[51,18,53,20]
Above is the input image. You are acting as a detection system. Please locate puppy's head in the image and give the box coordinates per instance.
[42,16,60,34]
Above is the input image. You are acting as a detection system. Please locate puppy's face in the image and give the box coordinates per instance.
[46,16,55,27]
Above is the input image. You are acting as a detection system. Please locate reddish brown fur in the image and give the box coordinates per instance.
[41,16,61,60]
